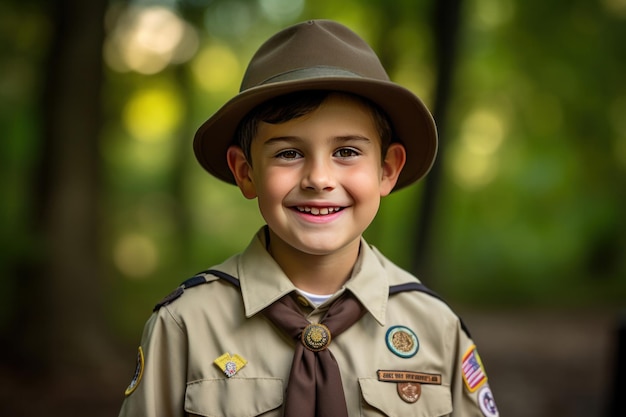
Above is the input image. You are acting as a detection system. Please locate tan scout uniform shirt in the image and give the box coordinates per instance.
[119,228,498,417]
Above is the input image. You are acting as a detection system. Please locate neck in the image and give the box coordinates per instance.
[267,229,360,294]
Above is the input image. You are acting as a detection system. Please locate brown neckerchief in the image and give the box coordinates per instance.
[262,291,366,417]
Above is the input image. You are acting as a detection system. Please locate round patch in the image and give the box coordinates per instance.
[397,382,421,403]
[386,326,419,358]
[478,385,499,417]
[302,323,331,351]
[125,346,145,396]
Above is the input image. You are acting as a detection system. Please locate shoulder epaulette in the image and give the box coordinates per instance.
[153,269,240,311]
[389,281,472,338]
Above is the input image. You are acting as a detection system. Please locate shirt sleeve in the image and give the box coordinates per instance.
[118,307,188,417]
[450,320,499,417]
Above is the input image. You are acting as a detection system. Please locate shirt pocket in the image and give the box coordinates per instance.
[185,377,283,417]
[359,378,453,417]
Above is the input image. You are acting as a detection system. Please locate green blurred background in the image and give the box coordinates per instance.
[1,0,625,415]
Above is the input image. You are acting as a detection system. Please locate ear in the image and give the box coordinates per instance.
[226,145,257,199]
[379,143,406,196]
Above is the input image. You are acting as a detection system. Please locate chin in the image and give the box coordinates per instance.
[293,237,358,257]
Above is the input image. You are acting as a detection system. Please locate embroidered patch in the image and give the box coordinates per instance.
[214,353,247,378]
[385,326,419,358]
[478,385,499,417]
[462,345,487,392]
[397,382,421,403]
[377,370,442,385]
[125,346,145,396]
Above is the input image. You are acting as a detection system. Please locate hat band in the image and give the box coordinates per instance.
[257,66,362,87]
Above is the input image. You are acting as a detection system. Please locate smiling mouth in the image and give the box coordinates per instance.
[295,206,343,216]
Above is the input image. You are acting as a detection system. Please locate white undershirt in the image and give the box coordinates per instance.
[297,288,333,307]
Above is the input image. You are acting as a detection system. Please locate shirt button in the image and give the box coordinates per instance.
[296,295,309,307]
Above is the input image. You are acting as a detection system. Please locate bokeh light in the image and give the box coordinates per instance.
[122,86,184,142]
[104,5,199,74]
[601,0,626,17]
[203,1,254,38]
[259,0,305,23]
[113,233,159,279]
[191,43,241,94]
[448,108,507,190]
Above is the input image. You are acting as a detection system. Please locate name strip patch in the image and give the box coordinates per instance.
[377,370,442,385]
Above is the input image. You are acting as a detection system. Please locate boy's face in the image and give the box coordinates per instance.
[228,93,406,258]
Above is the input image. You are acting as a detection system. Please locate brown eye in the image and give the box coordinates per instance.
[334,148,359,158]
[277,150,301,159]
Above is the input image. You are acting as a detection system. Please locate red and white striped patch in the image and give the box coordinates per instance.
[461,345,487,392]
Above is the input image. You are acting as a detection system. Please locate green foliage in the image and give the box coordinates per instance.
[1,0,625,341]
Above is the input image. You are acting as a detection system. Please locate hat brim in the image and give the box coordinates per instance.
[193,77,437,191]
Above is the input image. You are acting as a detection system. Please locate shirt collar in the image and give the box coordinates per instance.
[343,240,389,325]
[237,228,298,317]
[237,227,389,325]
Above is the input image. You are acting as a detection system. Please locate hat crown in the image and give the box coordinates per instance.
[240,20,390,92]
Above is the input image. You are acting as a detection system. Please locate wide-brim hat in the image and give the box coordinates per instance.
[193,19,438,191]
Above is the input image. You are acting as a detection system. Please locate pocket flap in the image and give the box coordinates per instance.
[185,378,283,417]
[359,378,453,417]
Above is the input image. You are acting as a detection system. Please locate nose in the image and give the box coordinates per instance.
[301,158,336,191]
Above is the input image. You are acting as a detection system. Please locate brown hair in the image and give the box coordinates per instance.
[233,90,395,165]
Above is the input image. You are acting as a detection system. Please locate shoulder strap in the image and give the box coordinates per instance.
[389,281,472,338]
[153,269,240,311]
[203,269,241,287]
[389,281,440,298]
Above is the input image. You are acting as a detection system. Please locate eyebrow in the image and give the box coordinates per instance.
[262,135,373,146]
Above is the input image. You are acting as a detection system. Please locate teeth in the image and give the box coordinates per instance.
[296,206,341,216]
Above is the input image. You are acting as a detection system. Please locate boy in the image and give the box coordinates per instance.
[118,19,498,417]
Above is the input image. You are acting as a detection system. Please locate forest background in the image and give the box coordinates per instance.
[0,0,625,416]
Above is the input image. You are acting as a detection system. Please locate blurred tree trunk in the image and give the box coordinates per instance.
[412,0,464,281]
[367,1,463,282]
[10,0,118,378]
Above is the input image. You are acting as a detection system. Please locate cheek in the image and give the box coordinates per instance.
[253,168,293,205]
[344,165,383,194]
